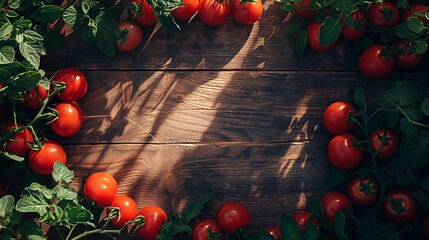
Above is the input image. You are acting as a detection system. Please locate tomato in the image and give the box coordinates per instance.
[2,122,34,157]
[28,140,67,175]
[53,68,88,101]
[307,22,338,52]
[369,128,399,160]
[231,0,263,25]
[347,176,380,206]
[322,192,352,222]
[293,0,317,20]
[393,39,423,70]
[137,206,168,240]
[83,172,118,206]
[50,101,83,137]
[192,219,224,240]
[109,195,139,227]
[217,201,252,234]
[22,84,48,109]
[115,21,143,52]
[198,0,231,27]
[366,2,400,29]
[292,210,321,231]
[383,189,418,223]
[323,101,356,135]
[358,44,394,80]
[265,225,281,240]
[172,0,199,21]
[402,4,429,25]
[0,182,4,197]
[423,214,429,238]
[340,10,367,41]
[130,0,157,27]
[328,133,364,171]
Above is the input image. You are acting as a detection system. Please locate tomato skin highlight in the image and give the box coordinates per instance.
[137,206,168,240]
[358,44,394,80]
[2,122,34,157]
[402,4,429,25]
[192,218,224,240]
[340,10,367,41]
[265,225,281,240]
[369,128,399,160]
[28,140,67,175]
[347,176,380,207]
[292,210,321,231]
[83,172,118,207]
[231,0,263,25]
[328,133,363,171]
[172,0,199,21]
[50,101,83,137]
[323,101,356,135]
[22,84,48,109]
[115,21,144,52]
[198,0,231,27]
[53,68,88,101]
[109,195,139,227]
[307,23,338,52]
[393,39,423,70]
[293,0,317,20]
[383,189,418,223]
[130,0,157,27]
[366,2,400,29]
[217,201,252,234]
[322,192,352,222]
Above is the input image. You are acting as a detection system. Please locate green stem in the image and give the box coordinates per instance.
[71,229,121,240]
[65,225,76,240]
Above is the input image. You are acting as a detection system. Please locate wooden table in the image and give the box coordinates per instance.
[42,0,428,237]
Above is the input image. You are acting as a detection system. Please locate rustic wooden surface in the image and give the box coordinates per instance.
[41,0,428,238]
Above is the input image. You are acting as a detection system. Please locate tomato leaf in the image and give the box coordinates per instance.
[53,185,77,200]
[333,0,354,14]
[325,168,348,188]
[303,222,319,240]
[93,12,117,57]
[64,205,93,225]
[394,23,417,39]
[281,214,300,240]
[52,161,74,185]
[348,81,367,110]
[15,195,50,216]
[334,211,346,239]
[0,46,15,64]
[320,17,342,46]
[385,111,400,129]
[295,30,308,55]
[400,118,420,138]
[406,17,424,34]
[180,192,214,224]
[415,40,428,54]
[32,5,64,22]
[412,190,429,210]
[308,198,325,223]
[0,195,15,218]
[17,220,44,237]
[400,137,429,169]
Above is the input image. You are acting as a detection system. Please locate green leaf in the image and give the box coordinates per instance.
[0,23,13,41]
[181,192,214,223]
[27,235,47,240]
[63,6,84,29]
[400,118,420,138]
[394,23,416,39]
[349,81,367,110]
[382,81,423,107]
[385,111,400,129]
[404,105,423,121]
[325,169,348,188]
[13,19,32,33]
[334,211,346,239]
[52,161,74,184]
[320,17,342,46]
[81,25,95,44]
[53,185,77,200]
[295,30,308,55]
[281,214,300,240]
[412,190,428,209]
[414,40,428,54]
[0,195,15,218]
[303,222,319,240]
[33,5,64,22]
[400,137,429,169]
[8,0,21,9]
[93,12,116,57]
[420,177,429,192]
[421,98,429,116]
[9,70,41,92]
[406,17,424,34]
[308,198,325,223]
[64,206,93,225]
[16,195,50,216]
[19,41,44,68]
[258,231,276,240]
[333,0,353,14]
[17,220,44,237]
[353,37,373,53]
[0,46,16,64]
[27,183,54,199]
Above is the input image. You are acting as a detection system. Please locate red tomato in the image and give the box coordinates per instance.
[347,176,380,206]
[383,189,418,223]
[115,21,143,52]
[393,39,423,70]
[402,4,429,25]
[217,201,252,234]
[328,133,364,171]
[323,101,356,135]
[0,182,4,197]
[293,0,317,20]
[130,0,157,27]
[198,0,231,27]
[369,128,399,160]
[231,0,263,25]
[358,44,394,80]
[192,218,224,240]
[109,195,139,227]
[2,122,34,156]
[340,10,367,41]
[172,0,199,21]
[50,101,83,137]
[265,225,281,240]
[366,2,400,29]
[83,172,118,206]
[22,84,48,109]
[28,140,67,175]
[307,22,338,52]
[53,68,88,101]
[322,192,352,222]
[137,206,168,240]
[292,210,321,231]
[423,214,429,238]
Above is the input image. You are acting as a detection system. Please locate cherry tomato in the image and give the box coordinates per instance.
[83,172,118,206]
[172,0,199,21]
[115,21,143,52]
[307,22,338,52]
[423,214,429,238]
[109,195,139,227]
[322,192,352,222]
[293,0,317,20]
[53,68,88,101]
[192,218,224,240]
[383,189,418,223]
[358,44,394,80]
[369,128,399,160]
[22,84,48,109]
[340,10,367,41]
[137,206,168,240]
[347,176,380,206]
[328,133,364,171]
[0,182,5,197]
[323,101,356,135]
[130,0,157,27]
[198,0,231,27]
[28,140,67,175]
[292,210,321,231]
[393,39,423,70]
[2,122,34,156]
[231,0,263,25]
[50,101,83,137]
[366,2,400,29]
[402,4,429,25]
[265,225,281,240]
[217,201,252,234]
